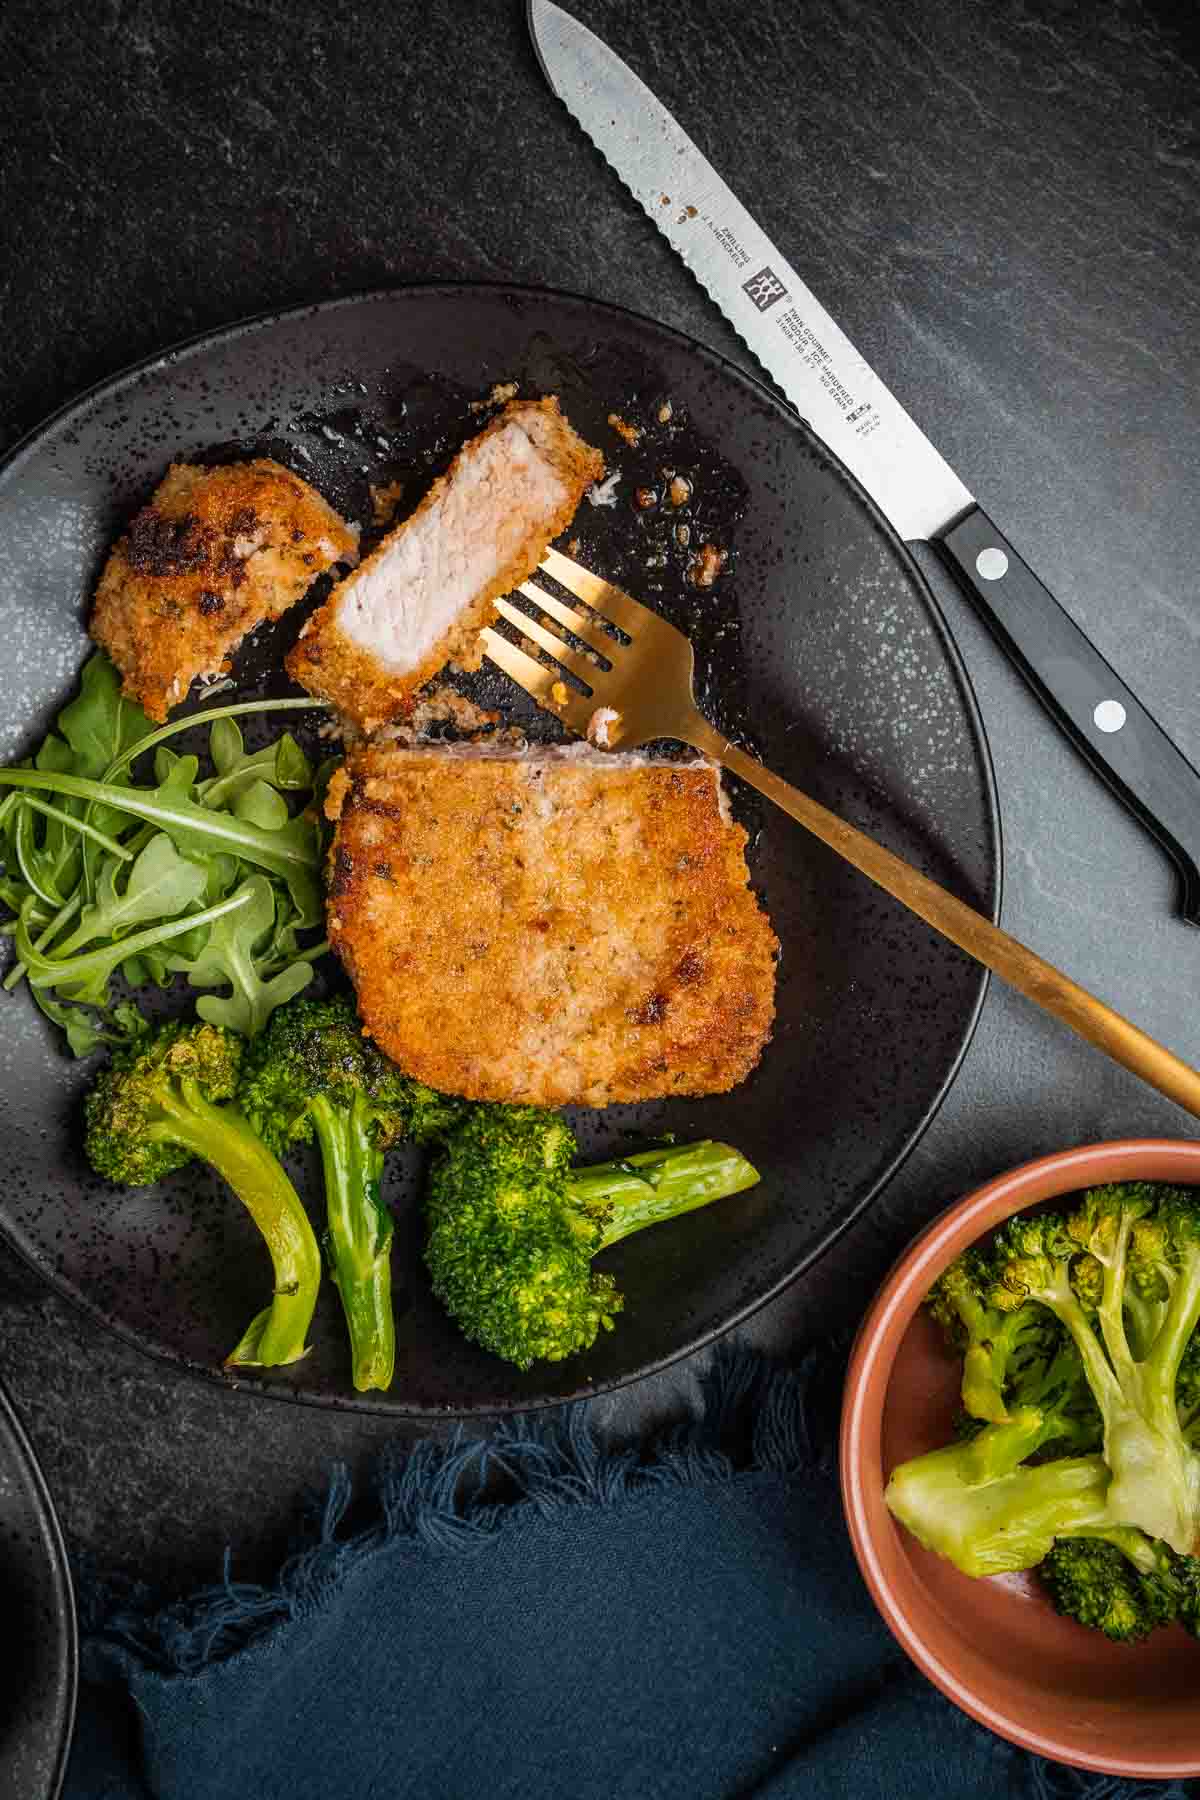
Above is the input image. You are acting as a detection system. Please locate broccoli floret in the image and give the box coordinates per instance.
[424,1106,760,1370]
[991,1184,1200,1555]
[1173,1548,1200,1634]
[84,1020,321,1368]
[239,995,467,1152]
[1041,1535,1181,1643]
[239,996,467,1391]
[926,1245,1086,1434]
[890,1184,1200,1586]
[927,1247,1020,1423]
[1041,1527,1200,1643]
[925,1240,1101,1455]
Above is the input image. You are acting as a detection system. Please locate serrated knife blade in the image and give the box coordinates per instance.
[529,0,968,543]
[528,0,1200,924]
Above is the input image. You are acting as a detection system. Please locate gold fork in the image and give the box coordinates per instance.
[481,546,1200,1121]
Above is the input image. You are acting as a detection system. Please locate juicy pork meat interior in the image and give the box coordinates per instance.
[90,459,357,722]
[324,743,778,1109]
[287,397,604,734]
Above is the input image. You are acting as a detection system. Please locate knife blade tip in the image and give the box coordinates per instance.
[526,0,560,91]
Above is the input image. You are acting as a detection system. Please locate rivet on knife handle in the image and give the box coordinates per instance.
[940,507,1200,925]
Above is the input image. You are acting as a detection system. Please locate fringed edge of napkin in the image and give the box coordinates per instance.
[80,1341,839,1681]
[73,1340,1189,1799]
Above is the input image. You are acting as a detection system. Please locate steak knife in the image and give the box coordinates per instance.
[528,0,1200,924]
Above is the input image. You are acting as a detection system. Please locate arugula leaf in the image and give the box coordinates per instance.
[2,661,329,1047]
[51,834,208,959]
[57,652,154,775]
[28,732,84,903]
[10,654,151,905]
[201,721,315,811]
[274,734,314,791]
[233,781,290,831]
[176,874,315,1036]
[12,799,62,907]
[210,716,247,777]
[14,884,255,1007]
[0,767,321,888]
[100,694,328,788]
[31,990,150,1059]
[60,654,155,877]
[19,796,132,862]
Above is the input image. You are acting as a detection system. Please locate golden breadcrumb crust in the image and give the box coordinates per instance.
[325,746,778,1108]
[90,459,357,722]
[286,398,603,734]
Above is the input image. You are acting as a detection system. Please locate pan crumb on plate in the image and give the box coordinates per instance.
[324,742,778,1109]
[89,458,358,722]
[287,397,604,735]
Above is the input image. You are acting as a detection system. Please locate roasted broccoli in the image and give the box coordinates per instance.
[1041,1531,1200,1643]
[239,995,466,1391]
[424,1104,760,1370]
[84,1020,321,1368]
[887,1180,1200,1638]
[925,1242,1097,1447]
[991,1185,1200,1555]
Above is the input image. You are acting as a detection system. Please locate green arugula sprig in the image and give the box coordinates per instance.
[0,654,335,1052]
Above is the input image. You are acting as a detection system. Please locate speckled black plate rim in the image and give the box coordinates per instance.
[0,1377,78,1800]
[0,280,1003,1418]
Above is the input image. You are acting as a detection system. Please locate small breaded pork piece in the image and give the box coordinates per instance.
[288,398,604,735]
[324,743,778,1108]
[91,459,358,722]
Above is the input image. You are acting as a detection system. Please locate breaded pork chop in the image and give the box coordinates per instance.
[91,459,357,722]
[325,744,778,1108]
[288,398,603,734]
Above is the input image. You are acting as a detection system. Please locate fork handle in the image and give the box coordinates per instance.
[684,720,1200,1120]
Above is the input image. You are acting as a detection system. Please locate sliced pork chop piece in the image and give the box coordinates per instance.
[90,459,358,722]
[287,397,604,734]
[324,743,778,1108]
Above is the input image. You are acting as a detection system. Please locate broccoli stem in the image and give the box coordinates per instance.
[1095,1206,1138,1373]
[1144,1244,1200,1423]
[1058,1524,1163,1576]
[308,1091,395,1393]
[885,1413,1113,1578]
[1032,1254,1200,1552]
[569,1141,760,1249]
[149,1078,321,1368]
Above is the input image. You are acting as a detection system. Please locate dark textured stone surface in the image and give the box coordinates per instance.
[0,0,1198,1606]
[0,1380,74,1800]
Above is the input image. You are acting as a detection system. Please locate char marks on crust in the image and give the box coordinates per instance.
[286,397,604,734]
[325,745,778,1109]
[90,459,358,722]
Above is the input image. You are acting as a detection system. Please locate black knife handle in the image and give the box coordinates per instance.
[939,505,1200,924]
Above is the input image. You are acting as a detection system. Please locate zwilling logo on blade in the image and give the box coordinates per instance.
[742,267,788,312]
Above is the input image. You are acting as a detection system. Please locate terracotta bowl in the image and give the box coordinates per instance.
[840,1137,1200,1779]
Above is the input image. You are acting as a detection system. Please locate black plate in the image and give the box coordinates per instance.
[0,284,999,1415]
[0,1380,76,1800]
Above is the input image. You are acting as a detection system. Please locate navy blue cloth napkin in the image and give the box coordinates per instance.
[67,1350,1196,1800]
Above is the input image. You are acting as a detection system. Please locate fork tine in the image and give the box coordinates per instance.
[516,581,613,653]
[493,598,606,683]
[540,547,646,636]
[515,579,589,635]
[479,629,596,734]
